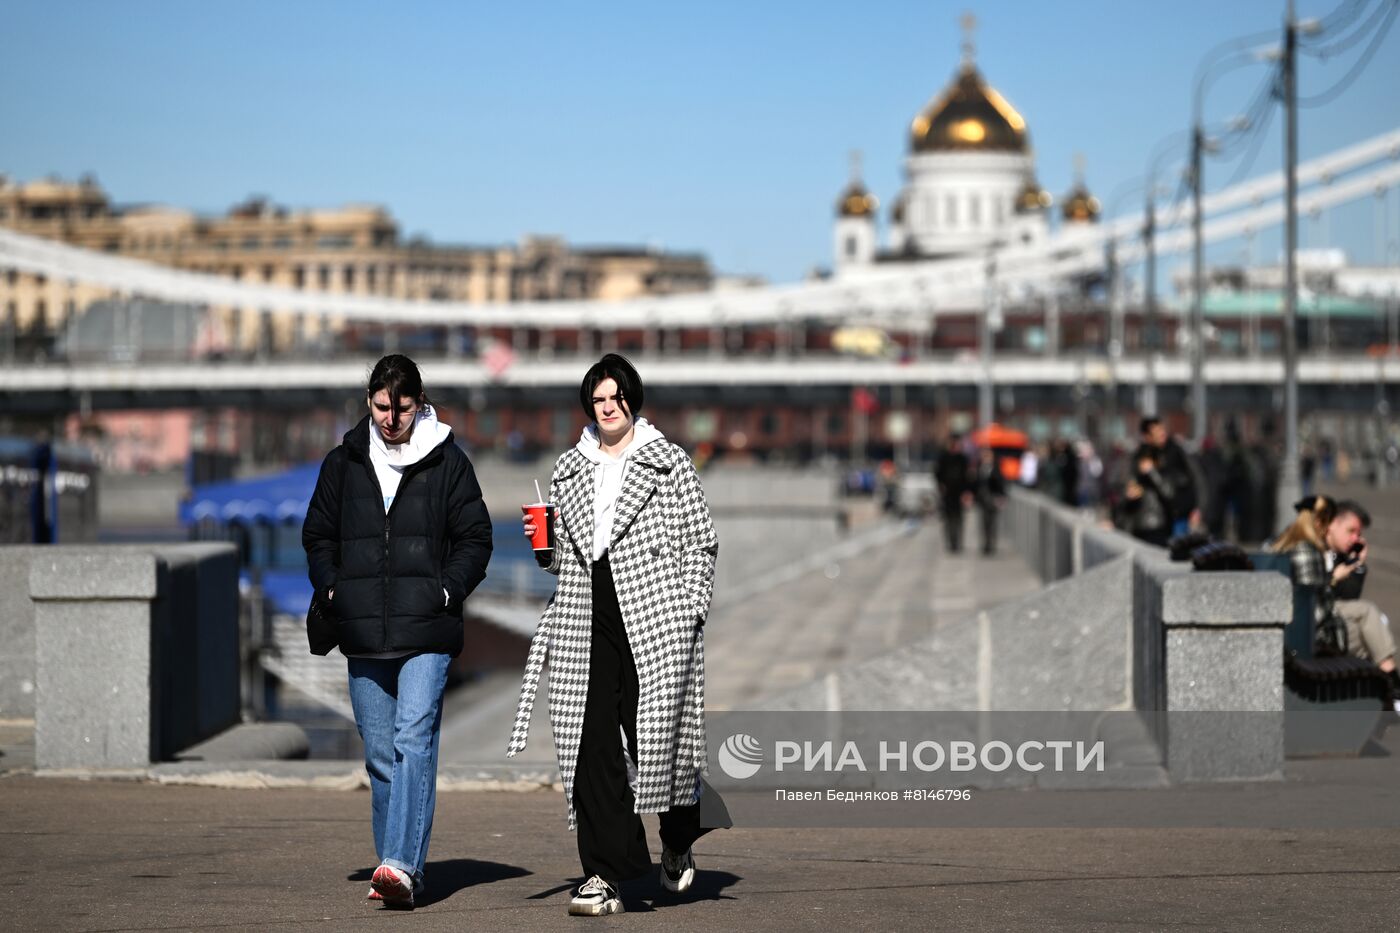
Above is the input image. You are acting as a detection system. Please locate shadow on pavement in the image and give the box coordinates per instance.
[526,869,742,912]
[348,858,533,907]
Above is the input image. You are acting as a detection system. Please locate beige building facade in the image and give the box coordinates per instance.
[0,174,713,353]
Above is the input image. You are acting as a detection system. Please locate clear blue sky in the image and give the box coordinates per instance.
[2,0,1397,284]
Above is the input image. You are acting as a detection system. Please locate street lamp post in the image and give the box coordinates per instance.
[1143,191,1160,417]
[1143,132,1194,418]
[980,245,999,428]
[1190,42,1277,445]
[1191,125,1207,443]
[1277,0,1304,523]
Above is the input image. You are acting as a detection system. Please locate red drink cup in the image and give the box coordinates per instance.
[522,503,556,551]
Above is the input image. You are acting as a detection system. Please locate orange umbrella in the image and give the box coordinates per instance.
[970,423,1029,450]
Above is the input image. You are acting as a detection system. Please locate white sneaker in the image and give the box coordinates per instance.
[568,875,623,916]
[660,846,695,893]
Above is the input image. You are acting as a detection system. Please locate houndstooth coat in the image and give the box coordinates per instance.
[506,438,718,829]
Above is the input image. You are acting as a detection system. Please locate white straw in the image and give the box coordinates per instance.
[534,479,543,504]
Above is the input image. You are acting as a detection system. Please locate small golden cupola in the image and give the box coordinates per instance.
[910,13,1028,154]
[1061,153,1101,223]
[1016,175,1052,214]
[836,151,878,219]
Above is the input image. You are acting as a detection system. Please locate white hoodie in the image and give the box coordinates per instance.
[368,404,453,513]
[576,416,665,562]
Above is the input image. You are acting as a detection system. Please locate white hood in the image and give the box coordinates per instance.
[369,405,453,512]
[575,416,665,463]
[370,404,451,468]
[576,417,666,561]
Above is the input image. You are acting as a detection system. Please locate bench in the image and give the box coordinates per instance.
[1248,552,1389,756]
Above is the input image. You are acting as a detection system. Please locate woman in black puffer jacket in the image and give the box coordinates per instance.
[303,354,492,908]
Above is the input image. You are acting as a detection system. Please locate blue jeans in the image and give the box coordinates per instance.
[347,652,451,883]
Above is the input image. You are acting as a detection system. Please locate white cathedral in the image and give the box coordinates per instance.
[833,20,1100,277]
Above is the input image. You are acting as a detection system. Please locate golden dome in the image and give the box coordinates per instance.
[911,64,1029,154]
[1061,158,1100,223]
[1015,176,1052,214]
[836,179,878,219]
[1061,185,1100,223]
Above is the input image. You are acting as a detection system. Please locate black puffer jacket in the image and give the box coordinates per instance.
[302,416,492,657]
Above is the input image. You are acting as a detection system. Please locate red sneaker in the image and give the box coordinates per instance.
[370,864,416,910]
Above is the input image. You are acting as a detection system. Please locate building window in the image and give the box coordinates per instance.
[317,234,353,249]
[272,236,292,249]
[241,236,261,250]
[262,265,275,282]
[367,266,378,291]
[945,194,958,227]
[4,269,15,286]
[318,265,330,289]
[293,266,305,289]
[343,266,356,290]
[969,194,981,226]
[231,267,243,281]
[845,235,857,259]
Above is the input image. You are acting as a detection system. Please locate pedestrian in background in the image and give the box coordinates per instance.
[303,354,493,909]
[1139,416,1198,536]
[1113,445,1174,547]
[508,353,722,917]
[973,447,1007,555]
[935,433,971,553]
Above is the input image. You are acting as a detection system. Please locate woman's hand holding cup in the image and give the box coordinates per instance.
[522,502,556,551]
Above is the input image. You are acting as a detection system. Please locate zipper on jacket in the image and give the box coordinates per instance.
[382,515,391,651]
[364,439,447,652]
[360,455,392,653]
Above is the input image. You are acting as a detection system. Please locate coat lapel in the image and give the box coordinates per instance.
[553,450,593,563]
[610,440,674,545]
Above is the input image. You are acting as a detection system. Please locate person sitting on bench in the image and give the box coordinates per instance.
[1325,499,1398,710]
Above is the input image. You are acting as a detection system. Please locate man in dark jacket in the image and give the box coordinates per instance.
[1113,445,1175,547]
[1140,416,1198,536]
[972,447,1007,555]
[935,434,971,554]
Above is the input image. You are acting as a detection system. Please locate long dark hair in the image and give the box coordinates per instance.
[367,354,431,407]
[578,353,644,422]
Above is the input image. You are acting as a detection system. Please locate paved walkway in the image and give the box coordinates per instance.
[6,727,1400,932]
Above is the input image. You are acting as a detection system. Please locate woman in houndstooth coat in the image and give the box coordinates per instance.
[508,354,721,916]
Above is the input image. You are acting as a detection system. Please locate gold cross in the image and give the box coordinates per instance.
[960,11,977,67]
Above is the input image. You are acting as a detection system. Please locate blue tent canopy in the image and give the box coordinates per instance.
[180,462,323,526]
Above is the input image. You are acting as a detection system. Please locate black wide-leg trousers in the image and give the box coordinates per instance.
[574,554,708,885]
